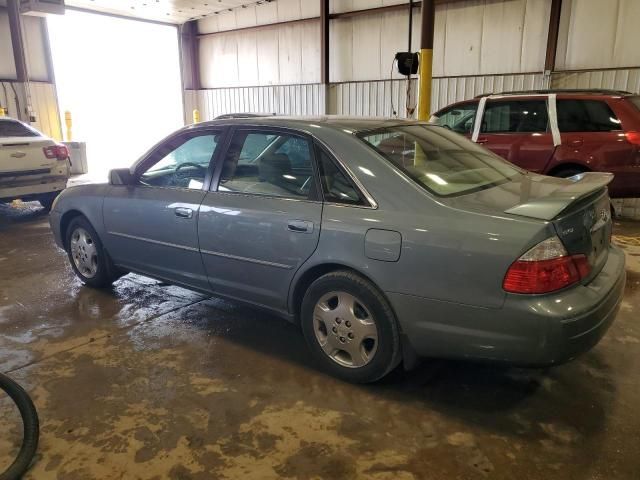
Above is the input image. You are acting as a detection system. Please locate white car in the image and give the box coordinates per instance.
[0,117,70,210]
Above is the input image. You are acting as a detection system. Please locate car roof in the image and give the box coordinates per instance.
[195,115,426,134]
[474,89,634,99]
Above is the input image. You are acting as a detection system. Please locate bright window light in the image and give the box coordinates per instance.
[47,11,183,179]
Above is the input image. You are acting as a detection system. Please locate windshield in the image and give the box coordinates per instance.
[358,125,523,197]
[0,120,42,138]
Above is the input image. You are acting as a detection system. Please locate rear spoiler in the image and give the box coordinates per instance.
[505,172,613,221]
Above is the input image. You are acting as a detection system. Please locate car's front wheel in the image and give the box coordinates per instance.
[301,271,401,383]
[65,216,116,288]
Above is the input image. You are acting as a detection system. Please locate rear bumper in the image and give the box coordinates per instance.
[0,179,67,202]
[388,245,626,366]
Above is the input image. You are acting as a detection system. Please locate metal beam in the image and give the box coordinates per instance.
[544,0,562,72]
[321,0,329,85]
[7,0,27,83]
[417,0,435,120]
[180,21,201,90]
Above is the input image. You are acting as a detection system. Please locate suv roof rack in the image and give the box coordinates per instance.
[474,89,634,98]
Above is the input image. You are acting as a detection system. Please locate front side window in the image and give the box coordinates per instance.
[557,99,622,132]
[138,132,221,189]
[218,130,314,200]
[360,125,522,197]
[433,103,478,134]
[481,100,548,133]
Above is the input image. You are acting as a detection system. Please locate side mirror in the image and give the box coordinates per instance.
[109,168,134,186]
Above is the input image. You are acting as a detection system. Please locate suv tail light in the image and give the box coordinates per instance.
[43,144,69,161]
[503,236,591,294]
[625,131,640,146]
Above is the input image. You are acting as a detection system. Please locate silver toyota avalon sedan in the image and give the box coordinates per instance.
[49,117,626,383]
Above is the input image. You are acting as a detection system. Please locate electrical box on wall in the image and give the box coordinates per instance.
[395,52,419,76]
[20,0,65,16]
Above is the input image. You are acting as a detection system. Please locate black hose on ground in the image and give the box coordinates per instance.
[0,373,39,480]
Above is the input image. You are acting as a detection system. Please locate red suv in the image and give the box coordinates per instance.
[431,90,640,197]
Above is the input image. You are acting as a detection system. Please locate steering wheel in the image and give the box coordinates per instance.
[175,162,207,174]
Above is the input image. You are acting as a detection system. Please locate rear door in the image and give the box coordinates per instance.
[198,127,322,311]
[0,120,62,186]
[476,98,556,173]
[103,128,226,290]
[553,99,637,196]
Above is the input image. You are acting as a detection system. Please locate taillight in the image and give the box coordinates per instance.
[43,144,69,161]
[625,131,640,146]
[503,236,591,294]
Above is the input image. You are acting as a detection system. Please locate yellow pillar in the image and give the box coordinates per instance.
[417,48,433,120]
[192,109,200,124]
[64,110,73,141]
[0,107,5,116]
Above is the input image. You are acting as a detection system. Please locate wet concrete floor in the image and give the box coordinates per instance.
[1,201,640,479]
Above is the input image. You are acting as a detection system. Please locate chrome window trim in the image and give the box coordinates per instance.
[107,231,199,252]
[200,249,293,270]
[206,190,322,205]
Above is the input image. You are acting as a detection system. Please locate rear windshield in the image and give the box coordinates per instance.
[629,96,640,112]
[358,125,522,197]
[0,120,41,137]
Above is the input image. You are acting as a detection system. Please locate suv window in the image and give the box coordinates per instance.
[219,130,314,200]
[138,132,221,189]
[0,120,41,137]
[557,99,622,132]
[316,148,364,205]
[433,103,477,134]
[481,100,548,133]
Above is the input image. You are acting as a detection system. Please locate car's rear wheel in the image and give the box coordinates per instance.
[301,270,401,383]
[65,216,116,288]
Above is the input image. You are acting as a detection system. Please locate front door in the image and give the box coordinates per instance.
[476,98,556,173]
[198,127,322,311]
[103,129,225,290]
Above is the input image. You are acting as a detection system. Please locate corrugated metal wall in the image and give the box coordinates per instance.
[551,69,640,94]
[0,81,61,140]
[186,83,326,121]
[330,79,417,118]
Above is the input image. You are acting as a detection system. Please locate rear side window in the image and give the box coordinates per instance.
[433,103,477,134]
[316,148,364,205]
[359,125,521,197]
[557,100,621,132]
[481,100,548,133]
[0,120,41,137]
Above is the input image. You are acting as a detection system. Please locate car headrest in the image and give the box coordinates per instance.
[258,153,292,183]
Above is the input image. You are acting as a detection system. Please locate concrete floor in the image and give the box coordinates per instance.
[1,201,639,480]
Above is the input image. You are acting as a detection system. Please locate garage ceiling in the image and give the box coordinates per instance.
[64,0,265,24]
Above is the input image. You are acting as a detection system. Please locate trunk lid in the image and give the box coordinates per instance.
[443,171,614,280]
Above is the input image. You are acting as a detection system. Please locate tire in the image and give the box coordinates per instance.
[0,373,39,480]
[553,167,585,179]
[300,270,401,383]
[65,216,117,288]
[37,192,58,211]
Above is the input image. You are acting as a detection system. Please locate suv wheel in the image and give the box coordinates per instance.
[301,271,401,383]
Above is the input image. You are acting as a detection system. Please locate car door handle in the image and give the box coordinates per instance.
[174,207,193,219]
[568,139,583,147]
[10,152,26,158]
[287,220,314,233]
[476,137,488,144]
